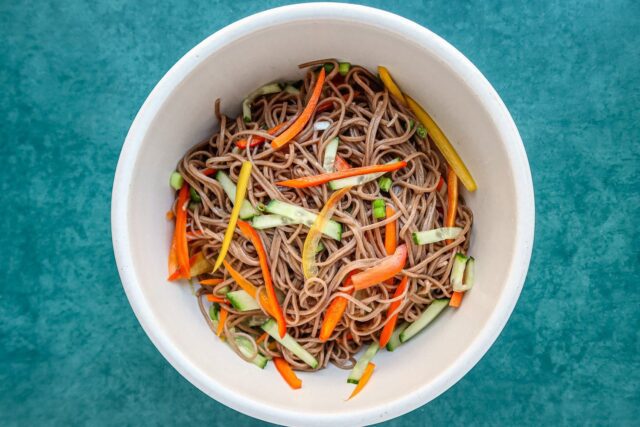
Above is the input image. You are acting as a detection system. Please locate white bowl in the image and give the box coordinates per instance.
[111,3,534,426]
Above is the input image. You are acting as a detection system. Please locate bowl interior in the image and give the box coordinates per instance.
[115,6,531,426]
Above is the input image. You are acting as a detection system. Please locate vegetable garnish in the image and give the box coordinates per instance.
[271,68,326,150]
[256,332,268,344]
[262,319,319,368]
[378,176,392,192]
[347,342,379,384]
[400,299,448,342]
[378,276,409,348]
[277,162,407,189]
[377,66,407,106]
[168,233,179,278]
[347,362,375,400]
[213,161,252,272]
[243,83,282,122]
[222,260,273,316]
[406,95,477,192]
[334,155,351,171]
[323,138,340,172]
[352,244,408,291]
[170,171,184,190]
[202,168,216,176]
[319,273,357,342]
[444,168,465,307]
[449,292,464,308]
[372,199,386,220]
[174,184,191,279]
[273,357,302,390]
[199,278,224,286]
[339,62,351,76]
[412,227,462,245]
[302,187,352,279]
[327,158,401,190]
[384,204,398,286]
[206,294,227,303]
[236,122,286,149]
[237,220,287,338]
[217,308,228,337]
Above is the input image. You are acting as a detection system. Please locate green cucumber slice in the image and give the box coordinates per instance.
[386,322,409,351]
[412,227,463,245]
[215,171,259,219]
[328,158,400,190]
[242,83,282,122]
[347,342,379,384]
[399,299,449,343]
[450,253,469,292]
[454,256,475,292]
[261,319,318,368]
[235,336,268,369]
[264,200,342,241]
[323,138,339,172]
[227,290,260,312]
[251,214,300,229]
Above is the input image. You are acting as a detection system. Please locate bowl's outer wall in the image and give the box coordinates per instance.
[113,4,534,426]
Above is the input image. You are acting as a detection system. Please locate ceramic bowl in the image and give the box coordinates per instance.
[112,3,534,426]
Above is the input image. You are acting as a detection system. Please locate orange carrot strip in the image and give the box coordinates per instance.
[237,220,287,338]
[216,308,228,336]
[174,184,191,278]
[445,168,464,306]
[319,273,357,342]
[256,332,268,344]
[436,176,445,192]
[271,68,326,149]
[352,245,408,291]
[206,295,227,303]
[316,90,354,113]
[384,204,397,286]
[334,155,351,171]
[199,278,223,286]
[348,362,375,400]
[236,123,286,149]
[449,291,464,308]
[277,162,407,189]
[273,357,302,389]
[378,277,409,347]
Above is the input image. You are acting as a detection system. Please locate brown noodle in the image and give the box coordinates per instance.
[175,59,472,371]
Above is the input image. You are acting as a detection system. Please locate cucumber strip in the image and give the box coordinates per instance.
[215,171,259,219]
[323,138,339,172]
[244,315,269,327]
[251,214,300,229]
[235,336,269,369]
[386,322,409,351]
[399,299,449,343]
[284,84,300,95]
[261,319,318,368]
[412,227,463,245]
[215,285,230,296]
[347,342,379,384]
[265,200,342,241]
[454,256,475,292]
[242,83,282,122]
[328,158,400,190]
[227,290,260,312]
[209,303,219,322]
[450,253,469,292]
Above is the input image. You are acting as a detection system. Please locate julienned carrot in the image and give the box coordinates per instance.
[256,332,268,344]
[216,308,228,336]
[199,278,224,286]
[436,176,445,192]
[271,68,326,149]
[206,294,227,303]
[319,273,357,342]
[348,362,375,400]
[352,245,408,291]
[334,155,351,171]
[273,357,302,389]
[449,291,464,308]
[171,184,190,279]
[316,90,355,113]
[277,162,407,189]
[236,123,286,149]
[445,168,464,307]
[237,220,287,338]
[222,260,273,316]
[384,204,397,286]
[202,168,216,176]
[168,233,179,278]
[378,276,409,347]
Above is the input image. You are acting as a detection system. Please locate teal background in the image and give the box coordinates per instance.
[1,0,638,425]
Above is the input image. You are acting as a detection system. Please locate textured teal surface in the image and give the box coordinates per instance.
[1,0,638,425]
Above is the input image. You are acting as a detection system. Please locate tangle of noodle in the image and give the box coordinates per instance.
[175,59,473,371]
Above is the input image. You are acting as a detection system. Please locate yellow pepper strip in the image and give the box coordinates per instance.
[377,65,477,192]
[405,95,477,192]
[378,66,407,106]
[302,187,352,279]
[213,161,253,271]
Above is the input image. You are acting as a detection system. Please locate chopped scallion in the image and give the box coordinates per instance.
[372,199,386,219]
[324,63,334,72]
[378,176,393,192]
[416,125,427,138]
[190,187,202,203]
[338,62,351,76]
[170,171,184,190]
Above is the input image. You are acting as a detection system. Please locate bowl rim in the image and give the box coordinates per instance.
[111,3,535,425]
